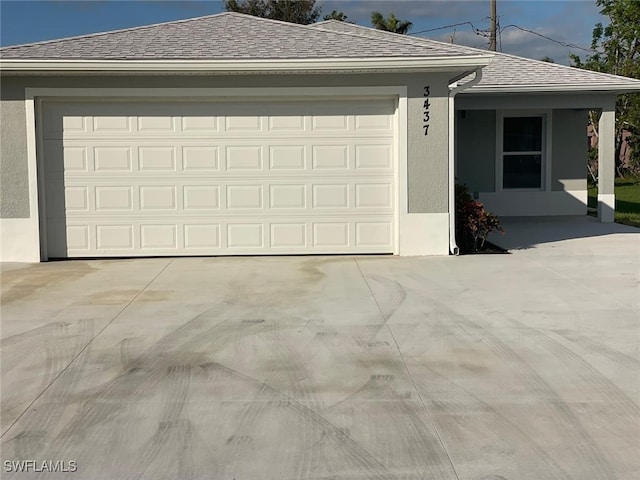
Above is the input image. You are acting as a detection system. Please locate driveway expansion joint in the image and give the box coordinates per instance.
[0,258,174,439]
[353,257,462,480]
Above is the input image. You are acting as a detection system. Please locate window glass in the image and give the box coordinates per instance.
[503,117,542,152]
[503,154,542,189]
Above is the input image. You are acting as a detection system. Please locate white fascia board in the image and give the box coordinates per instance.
[0,55,493,73]
[466,83,640,94]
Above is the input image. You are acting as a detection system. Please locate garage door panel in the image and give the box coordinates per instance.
[96,225,134,250]
[268,115,305,131]
[183,186,220,210]
[137,115,176,133]
[312,145,349,170]
[226,185,263,210]
[95,186,134,211]
[44,99,396,257]
[184,224,221,249]
[270,223,307,248]
[139,186,177,211]
[356,184,393,209]
[356,222,393,247]
[182,146,219,171]
[140,225,178,249]
[94,146,133,172]
[65,186,90,212]
[138,147,176,171]
[181,115,220,133]
[227,223,264,248]
[269,185,306,209]
[355,145,393,169]
[269,145,306,170]
[225,146,263,170]
[61,178,394,215]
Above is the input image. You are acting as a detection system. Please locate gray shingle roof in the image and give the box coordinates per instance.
[0,12,476,60]
[312,20,640,91]
[3,12,639,92]
[472,52,640,90]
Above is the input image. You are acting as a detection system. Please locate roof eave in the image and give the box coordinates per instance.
[0,55,493,74]
[465,83,640,94]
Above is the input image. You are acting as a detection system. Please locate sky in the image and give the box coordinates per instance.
[0,0,605,64]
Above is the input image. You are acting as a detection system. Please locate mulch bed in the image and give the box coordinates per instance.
[459,240,509,255]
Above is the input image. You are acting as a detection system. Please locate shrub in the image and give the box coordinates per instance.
[455,183,504,253]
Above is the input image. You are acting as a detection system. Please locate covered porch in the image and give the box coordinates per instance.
[455,93,618,222]
[488,215,638,252]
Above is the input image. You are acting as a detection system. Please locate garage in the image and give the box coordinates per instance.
[41,97,397,258]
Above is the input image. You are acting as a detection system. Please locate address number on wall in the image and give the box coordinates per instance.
[423,86,430,136]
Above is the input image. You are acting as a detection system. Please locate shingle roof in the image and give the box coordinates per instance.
[2,12,639,92]
[312,20,640,92]
[471,52,640,90]
[0,12,475,60]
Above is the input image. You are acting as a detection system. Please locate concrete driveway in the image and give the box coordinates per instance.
[2,225,639,479]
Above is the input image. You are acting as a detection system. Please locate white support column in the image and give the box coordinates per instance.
[598,103,616,222]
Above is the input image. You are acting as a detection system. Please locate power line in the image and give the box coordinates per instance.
[409,21,485,36]
[497,24,595,53]
[409,20,596,54]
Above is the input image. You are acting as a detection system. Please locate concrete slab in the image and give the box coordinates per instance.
[1,240,638,479]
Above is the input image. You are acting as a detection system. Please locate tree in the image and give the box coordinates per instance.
[570,0,640,174]
[370,11,412,34]
[539,56,555,63]
[224,0,321,25]
[323,10,348,22]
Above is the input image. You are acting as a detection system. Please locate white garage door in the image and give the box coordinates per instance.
[42,98,396,257]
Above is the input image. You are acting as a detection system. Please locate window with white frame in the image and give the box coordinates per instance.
[500,114,546,189]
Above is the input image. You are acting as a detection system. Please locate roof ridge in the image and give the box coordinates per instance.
[0,11,238,51]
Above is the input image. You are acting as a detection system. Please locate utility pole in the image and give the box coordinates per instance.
[489,0,497,51]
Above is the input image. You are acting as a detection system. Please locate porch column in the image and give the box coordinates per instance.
[598,104,616,222]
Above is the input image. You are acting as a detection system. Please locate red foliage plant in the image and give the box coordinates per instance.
[455,184,504,252]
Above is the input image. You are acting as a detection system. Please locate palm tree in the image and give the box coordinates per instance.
[370,11,412,34]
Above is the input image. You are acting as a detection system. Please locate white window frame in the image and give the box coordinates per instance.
[496,110,552,192]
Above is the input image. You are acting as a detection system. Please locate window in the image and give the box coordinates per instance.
[500,115,545,189]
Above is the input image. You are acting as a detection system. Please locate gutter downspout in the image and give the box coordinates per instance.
[448,68,483,255]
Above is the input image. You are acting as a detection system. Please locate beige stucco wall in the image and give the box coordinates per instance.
[0,72,453,220]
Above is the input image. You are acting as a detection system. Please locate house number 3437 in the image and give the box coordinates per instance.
[423,86,430,136]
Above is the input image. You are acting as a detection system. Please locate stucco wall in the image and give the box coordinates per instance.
[454,104,589,216]
[0,72,452,220]
[456,108,588,194]
[0,83,29,218]
[551,109,588,192]
[456,110,495,193]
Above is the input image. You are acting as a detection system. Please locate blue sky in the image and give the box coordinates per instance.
[0,0,604,64]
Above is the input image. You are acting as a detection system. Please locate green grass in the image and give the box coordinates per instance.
[588,176,640,228]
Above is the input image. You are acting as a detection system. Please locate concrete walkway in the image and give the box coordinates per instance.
[2,232,639,479]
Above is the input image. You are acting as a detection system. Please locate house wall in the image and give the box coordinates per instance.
[1,82,29,218]
[0,72,455,259]
[456,110,495,193]
[551,109,588,192]
[455,103,590,216]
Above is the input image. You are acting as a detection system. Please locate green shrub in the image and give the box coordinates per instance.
[455,184,504,252]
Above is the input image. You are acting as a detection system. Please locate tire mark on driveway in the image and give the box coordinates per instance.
[407,288,619,480]
[200,361,398,480]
